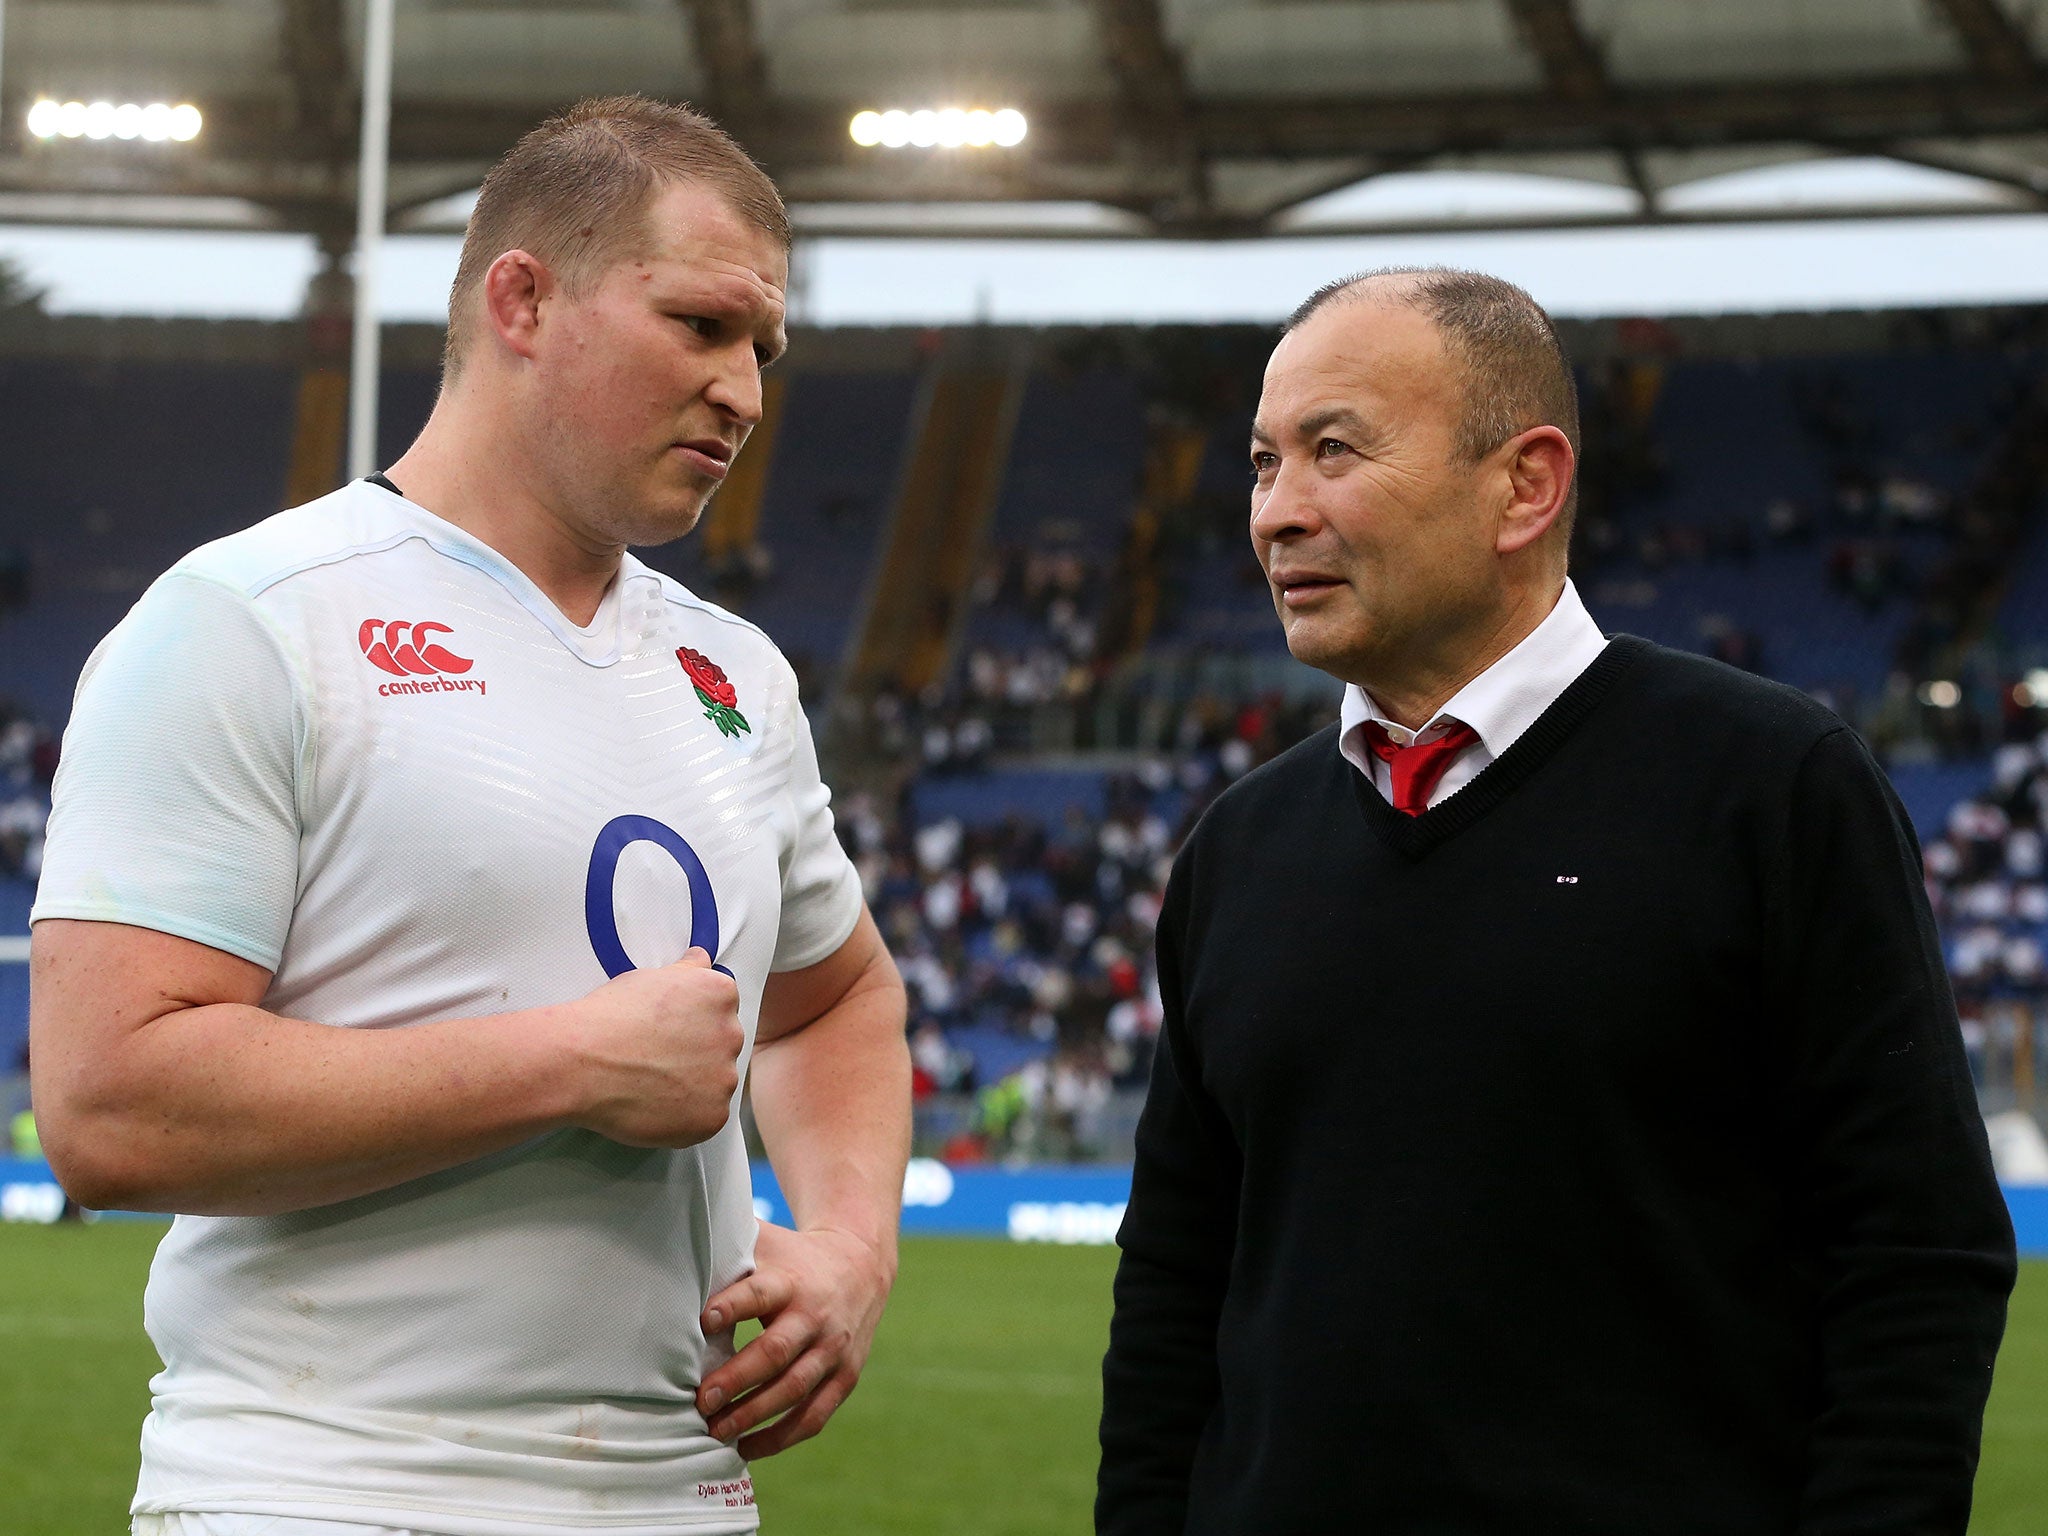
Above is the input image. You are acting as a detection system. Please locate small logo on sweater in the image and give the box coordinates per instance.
[677,646,749,737]
[360,619,486,698]
[1556,875,1579,884]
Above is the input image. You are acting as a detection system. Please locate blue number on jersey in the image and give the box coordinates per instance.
[584,814,726,977]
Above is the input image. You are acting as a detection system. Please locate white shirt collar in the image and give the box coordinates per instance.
[1339,579,1609,773]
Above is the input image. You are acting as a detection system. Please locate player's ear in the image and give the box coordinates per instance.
[481,250,554,362]
[1496,425,1574,557]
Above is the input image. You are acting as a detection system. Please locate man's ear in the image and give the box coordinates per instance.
[1495,425,1575,557]
[480,250,554,362]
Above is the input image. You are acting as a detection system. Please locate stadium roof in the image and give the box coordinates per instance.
[3,0,2048,243]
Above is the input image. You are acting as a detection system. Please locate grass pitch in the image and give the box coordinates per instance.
[1,1224,2042,1533]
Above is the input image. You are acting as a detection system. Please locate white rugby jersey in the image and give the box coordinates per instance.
[33,479,865,1534]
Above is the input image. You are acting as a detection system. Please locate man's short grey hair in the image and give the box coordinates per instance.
[1286,267,1581,474]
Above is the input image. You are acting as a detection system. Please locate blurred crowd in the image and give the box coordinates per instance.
[1926,740,2048,1090]
[853,701,2048,1159]
[0,700,53,883]
[835,689,1332,1160]
[1925,745,2048,1073]
[820,322,2048,1155]
[10,319,2048,1163]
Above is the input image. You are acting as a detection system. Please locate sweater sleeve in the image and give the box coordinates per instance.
[1771,727,2017,1536]
[1096,855,1241,1536]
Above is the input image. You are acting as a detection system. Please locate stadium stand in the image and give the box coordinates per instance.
[0,356,299,725]
[961,366,1148,660]
[1924,741,2048,1115]
[0,698,52,1086]
[645,368,920,691]
[5,314,2048,1158]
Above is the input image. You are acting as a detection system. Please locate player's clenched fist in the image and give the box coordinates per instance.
[561,948,745,1147]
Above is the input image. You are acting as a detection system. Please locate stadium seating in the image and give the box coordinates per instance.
[642,369,918,686]
[1998,522,2048,652]
[4,330,2046,1144]
[1150,348,2013,708]
[0,356,300,723]
[958,368,1147,657]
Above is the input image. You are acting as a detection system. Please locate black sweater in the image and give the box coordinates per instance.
[1097,637,2016,1536]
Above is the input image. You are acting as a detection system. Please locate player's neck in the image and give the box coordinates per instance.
[384,404,621,628]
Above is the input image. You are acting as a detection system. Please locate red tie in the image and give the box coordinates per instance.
[1360,720,1480,817]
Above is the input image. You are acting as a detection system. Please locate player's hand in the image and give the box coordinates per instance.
[695,1218,896,1457]
[562,948,743,1148]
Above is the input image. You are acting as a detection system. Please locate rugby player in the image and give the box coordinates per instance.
[29,96,910,1536]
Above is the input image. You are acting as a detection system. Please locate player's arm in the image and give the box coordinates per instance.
[694,906,911,1457]
[1772,728,2016,1534]
[30,918,744,1217]
[30,571,746,1218]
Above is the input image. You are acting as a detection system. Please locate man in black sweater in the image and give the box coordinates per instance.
[1096,269,2016,1535]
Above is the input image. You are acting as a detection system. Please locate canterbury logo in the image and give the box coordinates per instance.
[359,619,473,677]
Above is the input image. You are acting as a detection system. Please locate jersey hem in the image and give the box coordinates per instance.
[767,888,863,974]
[27,901,282,971]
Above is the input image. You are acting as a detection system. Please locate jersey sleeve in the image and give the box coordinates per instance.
[768,676,863,973]
[32,570,306,971]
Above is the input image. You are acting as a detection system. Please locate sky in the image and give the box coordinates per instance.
[1,156,2045,327]
[1,212,2043,329]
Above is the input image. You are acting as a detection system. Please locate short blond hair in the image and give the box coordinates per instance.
[444,95,789,374]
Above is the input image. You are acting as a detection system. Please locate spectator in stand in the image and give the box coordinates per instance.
[0,702,53,880]
[1924,740,2048,1018]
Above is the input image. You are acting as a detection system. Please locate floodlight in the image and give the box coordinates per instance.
[26,97,202,144]
[850,106,1028,151]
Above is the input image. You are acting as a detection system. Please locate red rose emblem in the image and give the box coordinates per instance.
[677,647,740,709]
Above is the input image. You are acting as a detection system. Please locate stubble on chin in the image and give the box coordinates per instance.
[1280,602,1381,684]
[612,499,709,550]
[586,466,716,550]
[1277,611,1334,674]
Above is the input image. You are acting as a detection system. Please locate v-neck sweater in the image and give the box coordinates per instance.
[1098,637,2015,1536]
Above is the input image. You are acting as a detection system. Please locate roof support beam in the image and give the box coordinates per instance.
[678,0,770,134]
[277,0,356,254]
[281,0,353,163]
[1925,0,2039,87]
[1499,1,1668,214]
[18,72,2048,233]
[1198,74,2048,162]
[177,74,2039,175]
[1089,0,1205,220]
[1500,0,1608,103]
